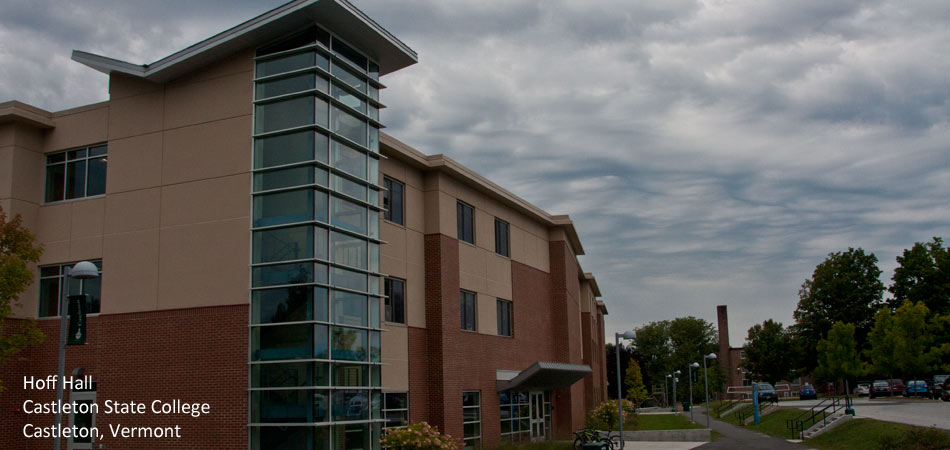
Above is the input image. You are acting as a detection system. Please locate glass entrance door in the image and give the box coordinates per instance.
[529,391,545,441]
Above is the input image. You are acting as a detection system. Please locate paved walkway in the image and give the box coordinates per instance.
[622,442,706,450]
[694,407,812,450]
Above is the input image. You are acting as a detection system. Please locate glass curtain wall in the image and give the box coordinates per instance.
[250,25,385,450]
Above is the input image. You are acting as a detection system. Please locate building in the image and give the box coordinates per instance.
[0,1,609,449]
[716,305,748,393]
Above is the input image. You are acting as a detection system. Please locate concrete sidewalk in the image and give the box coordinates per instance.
[621,442,707,449]
[694,406,813,450]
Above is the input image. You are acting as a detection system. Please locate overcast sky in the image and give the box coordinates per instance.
[2,0,949,346]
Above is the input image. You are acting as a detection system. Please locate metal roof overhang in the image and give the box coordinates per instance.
[496,362,593,392]
[71,0,417,83]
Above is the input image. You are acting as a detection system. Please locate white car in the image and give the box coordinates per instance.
[854,383,871,397]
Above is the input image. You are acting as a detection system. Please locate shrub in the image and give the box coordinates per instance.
[380,422,463,450]
[585,399,638,431]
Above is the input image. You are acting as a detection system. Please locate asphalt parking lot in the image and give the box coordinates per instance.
[778,396,950,430]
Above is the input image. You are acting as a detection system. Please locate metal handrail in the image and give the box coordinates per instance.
[715,399,740,415]
[785,396,850,439]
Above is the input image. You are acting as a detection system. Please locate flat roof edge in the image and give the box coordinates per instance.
[0,101,55,129]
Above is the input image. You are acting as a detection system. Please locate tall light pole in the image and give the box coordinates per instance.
[689,362,700,422]
[672,370,681,412]
[54,261,98,450]
[615,331,636,449]
[665,374,672,408]
[703,353,717,429]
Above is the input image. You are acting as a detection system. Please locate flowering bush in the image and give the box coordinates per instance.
[585,399,638,430]
[380,422,463,450]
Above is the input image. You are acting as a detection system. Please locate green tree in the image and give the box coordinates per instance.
[744,319,795,385]
[867,301,936,379]
[633,320,672,394]
[814,322,862,393]
[0,208,45,391]
[793,248,884,372]
[889,237,950,315]
[891,301,933,379]
[634,317,718,404]
[624,358,648,408]
[867,307,899,377]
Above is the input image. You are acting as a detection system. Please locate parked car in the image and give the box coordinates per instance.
[853,383,871,397]
[887,379,905,396]
[903,380,929,397]
[932,375,949,400]
[800,384,818,400]
[870,380,891,399]
[756,383,779,404]
[942,377,950,402]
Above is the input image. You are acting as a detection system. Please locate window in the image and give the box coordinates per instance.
[45,145,107,202]
[499,391,530,442]
[460,290,477,331]
[494,218,509,257]
[384,278,406,324]
[382,392,409,429]
[383,177,404,225]
[457,201,474,244]
[463,391,481,450]
[497,300,513,337]
[38,261,102,318]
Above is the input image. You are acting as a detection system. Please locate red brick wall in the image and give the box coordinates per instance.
[0,304,247,449]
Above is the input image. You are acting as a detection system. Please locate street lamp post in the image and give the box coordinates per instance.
[665,374,672,408]
[672,370,681,412]
[53,261,98,450]
[615,331,636,449]
[703,353,717,429]
[689,362,700,422]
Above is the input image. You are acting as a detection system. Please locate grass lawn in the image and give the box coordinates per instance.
[635,414,705,431]
[496,441,573,450]
[807,419,950,450]
[743,408,808,439]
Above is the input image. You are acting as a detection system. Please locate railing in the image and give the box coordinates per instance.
[734,402,771,426]
[714,399,740,416]
[785,396,852,439]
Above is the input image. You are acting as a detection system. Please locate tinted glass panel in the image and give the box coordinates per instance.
[252,262,313,287]
[332,390,369,421]
[257,52,315,77]
[256,73,316,100]
[251,362,311,387]
[255,96,314,133]
[332,84,365,113]
[252,324,312,361]
[333,364,369,387]
[253,189,313,227]
[331,231,367,269]
[383,178,404,225]
[331,64,366,93]
[44,164,65,202]
[252,286,312,324]
[495,219,509,257]
[331,140,366,179]
[253,226,314,263]
[331,326,367,361]
[331,175,366,202]
[66,160,86,199]
[254,131,315,169]
[332,290,367,327]
[332,266,367,292]
[251,426,310,450]
[384,278,405,324]
[332,107,367,146]
[331,197,366,235]
[252,389,312,422]
[254,166,313,192]
[86,155,107,196]
[314,324,329,359]
[332,39,367,72]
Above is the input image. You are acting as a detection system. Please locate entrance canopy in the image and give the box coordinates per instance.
[496,361,592,392]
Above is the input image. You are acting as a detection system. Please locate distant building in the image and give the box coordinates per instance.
[716,305,749,392]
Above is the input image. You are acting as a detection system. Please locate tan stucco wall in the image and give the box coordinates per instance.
[10,49,255,319]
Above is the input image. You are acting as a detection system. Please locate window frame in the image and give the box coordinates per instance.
[383,176,405,226]
[383,277,406,324]
[457,201,475,245]
[460,290,477,331]
[497,299,513,337]
[382,392,409,429]
[44,144,108,204]
[37,260,103,318]
[494,218,509,257]
[462,390,481,450]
